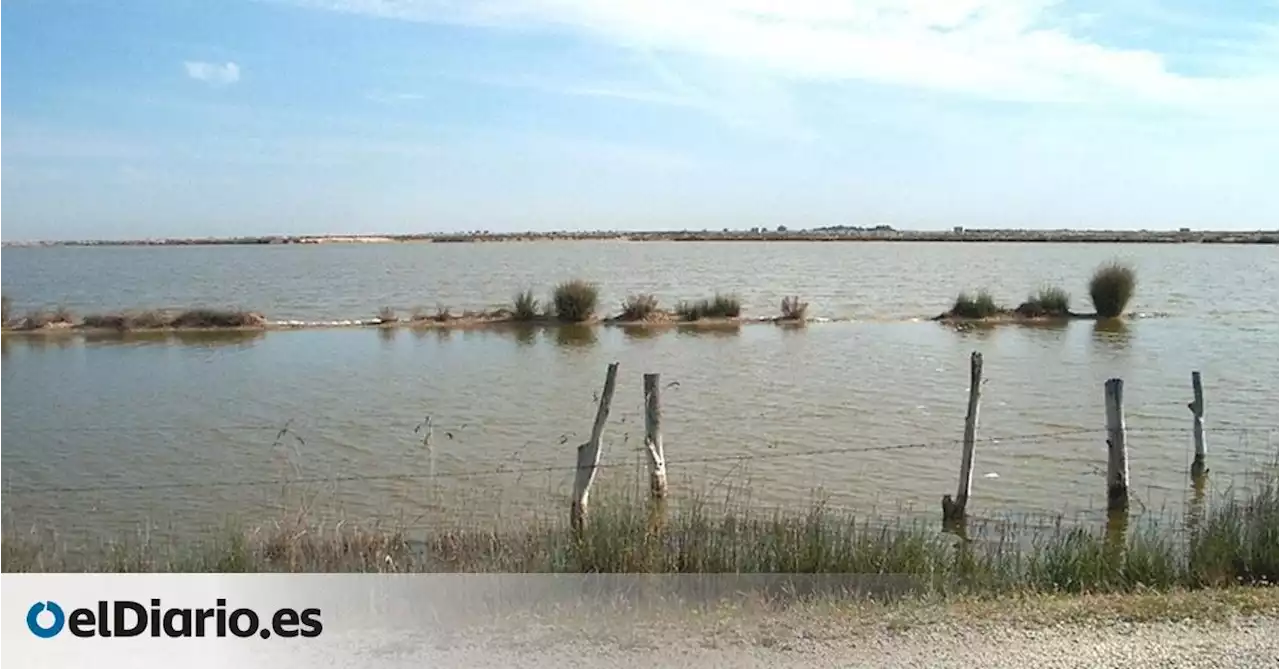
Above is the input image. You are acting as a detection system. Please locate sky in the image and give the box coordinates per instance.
[1,0,1277,240]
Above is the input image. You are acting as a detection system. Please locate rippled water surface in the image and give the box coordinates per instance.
[2,242,1277,541]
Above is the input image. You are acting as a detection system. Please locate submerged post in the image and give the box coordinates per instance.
[1189,371,1207,478]
[942,351,982,523]
[1104,378,1130,512]
[642,373,669,499]
[571,362,620,534]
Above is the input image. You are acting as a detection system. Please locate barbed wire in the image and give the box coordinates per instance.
[2,428,1118,495]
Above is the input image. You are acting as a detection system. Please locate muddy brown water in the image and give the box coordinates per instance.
[2,241,1276,543]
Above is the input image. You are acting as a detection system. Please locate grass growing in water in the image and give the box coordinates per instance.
[950,291,1001,319]
[618,293,660,321]
[552,280,599,322]
[1016,286,1072,317]
[676,293,742,321]
[81,311,171,330]
[779,295,809,320]
[10,475,1273,589]
[1089,262,1137,319]
[376,306,397,324]
[167,309,265,328]
[512,290,540,321]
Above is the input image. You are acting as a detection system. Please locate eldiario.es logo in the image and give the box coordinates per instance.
[27,599,322,639]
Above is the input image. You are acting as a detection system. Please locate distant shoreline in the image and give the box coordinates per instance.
[3,228,1277,247]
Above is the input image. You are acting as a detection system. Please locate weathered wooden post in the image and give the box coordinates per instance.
[942,351,982,523]
[571,362,620,534]
[642,373,669,499]
[1104,378,1130,512]
[1188,371,1208,478]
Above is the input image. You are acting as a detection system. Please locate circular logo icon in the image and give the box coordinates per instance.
[27,601,66,638]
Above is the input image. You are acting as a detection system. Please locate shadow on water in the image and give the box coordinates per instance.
[169,330,267,349]
[506,323,540,347]
[554,324,598,348]
[676,323,743,338]
[945,321,998,341]
[1091,319,1132,350]
[377,327,398,345]
[621,326,666,342]
[1017,319,1071,340]
[82,330,173,349]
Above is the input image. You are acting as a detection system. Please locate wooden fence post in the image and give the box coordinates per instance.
[642,373,669,499]
[571,362,620,534]
[1104,378,1130,512]
[942,351,982,523]
[1189,371,1207,478]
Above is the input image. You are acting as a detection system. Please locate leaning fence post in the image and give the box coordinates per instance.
[1104,378,1130,511]
[642,373,669,499]
[571,362,620,534]
[942,351,982,523]
[1189,371,1207,478]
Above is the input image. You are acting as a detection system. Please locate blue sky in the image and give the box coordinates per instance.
[2,0,1277,240]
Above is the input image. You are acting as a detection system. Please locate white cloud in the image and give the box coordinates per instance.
[280,0,1276,111]
[184,61,241,86]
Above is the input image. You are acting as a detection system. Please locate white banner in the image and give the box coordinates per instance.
[3,573,919,667]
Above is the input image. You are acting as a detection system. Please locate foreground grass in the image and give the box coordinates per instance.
[6,476,1275,600]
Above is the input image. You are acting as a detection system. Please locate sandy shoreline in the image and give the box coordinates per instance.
[3,228,1277,247]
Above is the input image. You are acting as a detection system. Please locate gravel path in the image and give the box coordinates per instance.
[411,616,1276,669]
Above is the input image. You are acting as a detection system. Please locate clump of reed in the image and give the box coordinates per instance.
[1015,286,1072,318]
[950,291,1002,319]
[1089,261,1137,319]
[779,295,809,321]
[551,280,599,323]
[676,293,742,321]
[1,295,10,325]
[167,309,266,329]
[511,290,540,322]
[81,310,171,330]
[618,293,660,321]
[375,306,397,324]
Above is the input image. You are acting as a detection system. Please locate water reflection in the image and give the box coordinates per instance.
[620,325,665,341]
[377,327,398,345]
[676,323,742,338]
[945,321,998,341]
[175,330,269,349]
[507,324,540,347]
[1091,319,1131,349]
[554,324,598,348]
[82,330,173,348]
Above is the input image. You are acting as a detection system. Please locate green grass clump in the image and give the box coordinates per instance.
[511,290,540,321]
[950,291,1002,319]
[168,309,265,329]
[676,293,742,321]
[618,293,660,321]
[1016,286,1072,317]
[780,295,809,320]
[82,311,171,330]
[551,280,599,323]
[1089,262,1137,319]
